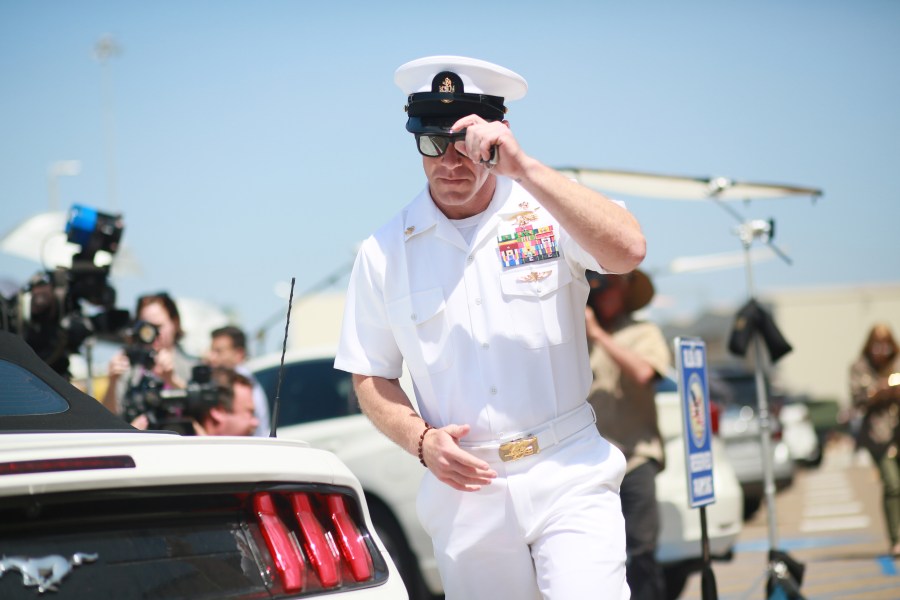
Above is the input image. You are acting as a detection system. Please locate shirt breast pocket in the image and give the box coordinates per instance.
[499,265,574,349]
[386,288,455,376]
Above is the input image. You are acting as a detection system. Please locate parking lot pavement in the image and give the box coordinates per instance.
[679,437,900,599]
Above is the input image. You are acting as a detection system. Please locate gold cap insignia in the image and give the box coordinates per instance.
[438,76,455,94]
[439,76,455,104]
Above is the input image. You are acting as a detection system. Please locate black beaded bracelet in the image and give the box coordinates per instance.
[418,423,434,468]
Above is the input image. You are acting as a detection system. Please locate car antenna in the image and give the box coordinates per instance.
[269,276,295,438]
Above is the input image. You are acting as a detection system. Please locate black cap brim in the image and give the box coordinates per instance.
[405,116,458,134]
[404,91,506,134]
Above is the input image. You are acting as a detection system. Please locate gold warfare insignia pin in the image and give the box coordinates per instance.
[404,226,416,236]
[517,270,552,283]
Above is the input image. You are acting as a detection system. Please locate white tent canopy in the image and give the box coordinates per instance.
[555,168,822,202]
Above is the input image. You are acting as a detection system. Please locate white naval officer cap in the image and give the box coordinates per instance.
[394,55,528,134]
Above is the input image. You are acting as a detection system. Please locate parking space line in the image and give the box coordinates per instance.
[733,533,874,553]
[800,515,872,533]
[876,556,898,576]
[802,502,863,517]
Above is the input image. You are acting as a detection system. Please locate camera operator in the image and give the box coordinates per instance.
[130,367,259,436]
[102,292,197,416]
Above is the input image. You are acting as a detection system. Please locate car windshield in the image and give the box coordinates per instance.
[710,371,774,411]
[0,359,69,416]
[254,358,360,427]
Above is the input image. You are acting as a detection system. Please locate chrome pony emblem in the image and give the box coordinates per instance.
[0,552,98,593]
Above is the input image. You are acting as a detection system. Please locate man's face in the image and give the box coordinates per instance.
[422,142,494,219]
[212,382,258,436]
[208,335,244,369]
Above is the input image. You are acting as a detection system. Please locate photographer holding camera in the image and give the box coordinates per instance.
[102,292,197,416]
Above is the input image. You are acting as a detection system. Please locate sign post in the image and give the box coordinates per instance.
[675,336,718,600]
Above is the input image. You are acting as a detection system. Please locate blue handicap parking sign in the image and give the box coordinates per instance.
[675,337,716,507]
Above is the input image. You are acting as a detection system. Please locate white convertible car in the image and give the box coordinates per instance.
[250,347,744,600]
[0,331,408,600]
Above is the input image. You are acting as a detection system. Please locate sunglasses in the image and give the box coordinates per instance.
[415,130,500,168]
[415,130,468,158]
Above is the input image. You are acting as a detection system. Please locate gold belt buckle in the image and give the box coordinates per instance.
[498,436,540,462]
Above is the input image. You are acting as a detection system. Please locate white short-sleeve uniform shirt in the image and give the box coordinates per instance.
[335,176,615,443]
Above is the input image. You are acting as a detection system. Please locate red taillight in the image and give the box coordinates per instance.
[0,455,136,475]
[290,492,340,588]
[770,404,783,441]
[709,402,720,436]
[252,490,376,594]
[254,492,305,592]
[327,494,373,582]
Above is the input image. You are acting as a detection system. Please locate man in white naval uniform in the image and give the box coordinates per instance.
[335,55,646,600]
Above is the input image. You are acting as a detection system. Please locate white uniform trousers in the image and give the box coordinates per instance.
[416,424,630,600]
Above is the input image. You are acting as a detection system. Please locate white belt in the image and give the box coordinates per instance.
[460,403,596,463]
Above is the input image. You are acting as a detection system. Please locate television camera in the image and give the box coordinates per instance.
[121,356,223,435]
[0,204,130,376]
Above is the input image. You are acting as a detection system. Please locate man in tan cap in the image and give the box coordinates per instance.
[336,55,646,599]
[585,269,671,600]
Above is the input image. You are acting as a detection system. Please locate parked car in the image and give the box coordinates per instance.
[709,366,795,518]
[250,348,744,600]
[0,331,407,600]
[778,396,823,467]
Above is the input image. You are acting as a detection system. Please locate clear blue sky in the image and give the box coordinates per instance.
[2,1,899,355]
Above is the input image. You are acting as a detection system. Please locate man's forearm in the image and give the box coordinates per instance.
[592,329,658,387]
[353,374,426,457]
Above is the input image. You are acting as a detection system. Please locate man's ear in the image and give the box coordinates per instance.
[208,406,227,423]
[502,120,510,128]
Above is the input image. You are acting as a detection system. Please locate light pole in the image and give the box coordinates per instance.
[47,160,81,211]
[94,34,122,211]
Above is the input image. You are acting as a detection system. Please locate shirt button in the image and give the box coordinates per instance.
[474,298,482,306]
[482,342,489,349]
[489,386,498,395]
[410,313,417,321]
[467,255,475,263]
[536,287,543,293]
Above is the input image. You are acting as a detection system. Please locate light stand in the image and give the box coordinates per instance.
[728,214,787,554]
[724,214,807,600]
[554,167,821,599]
